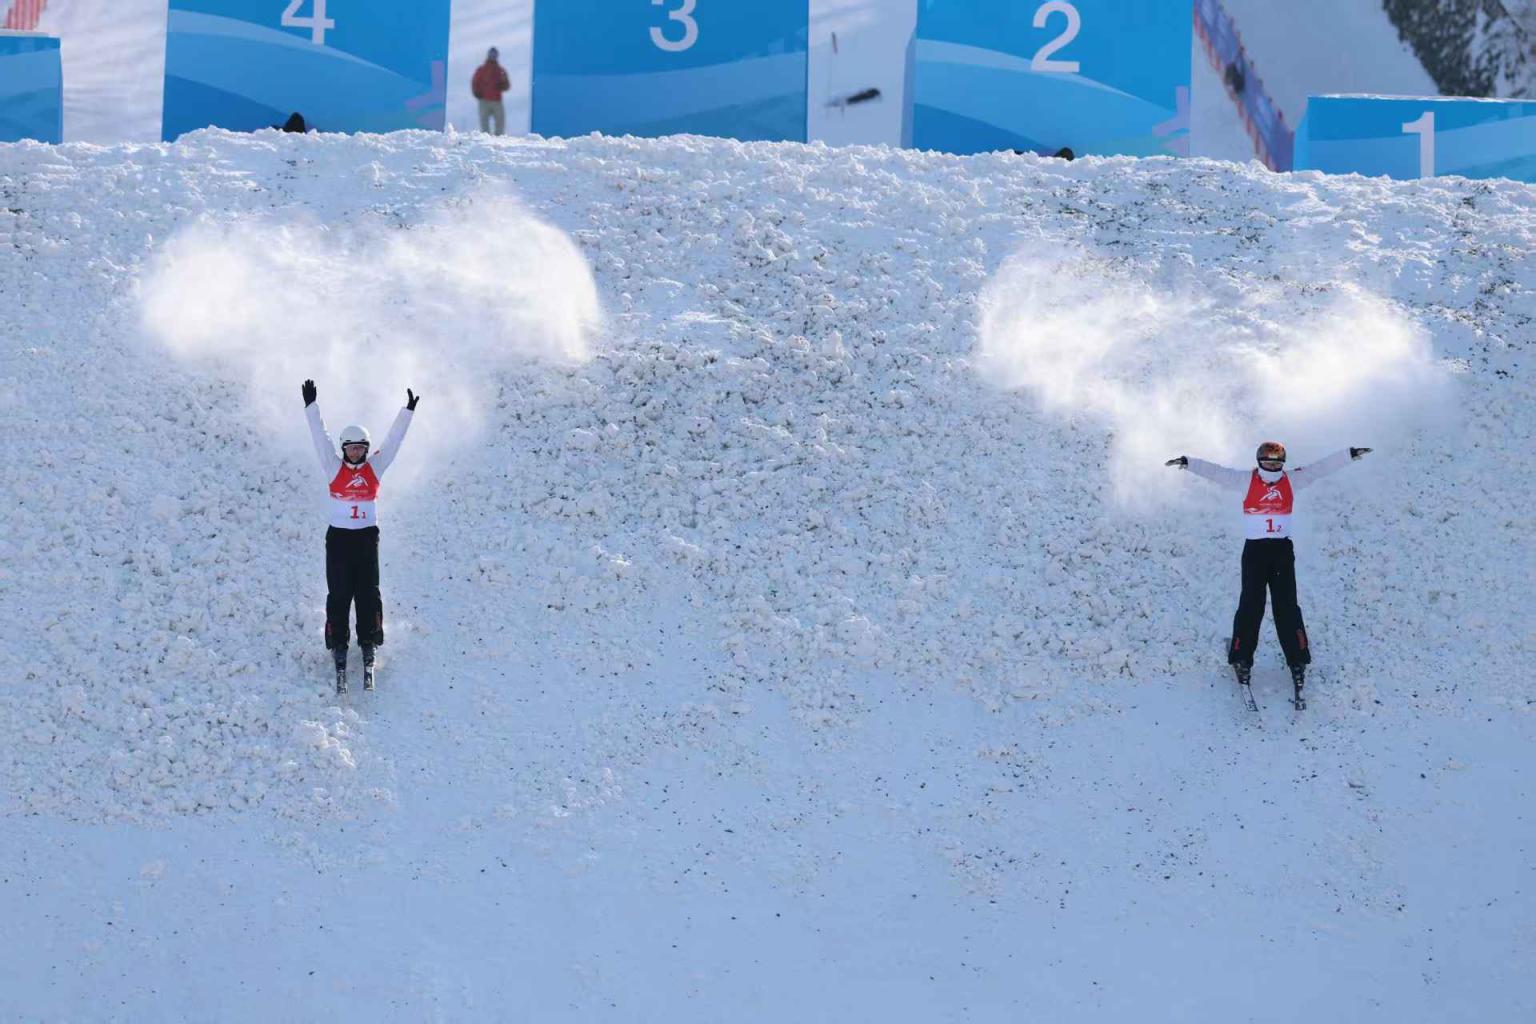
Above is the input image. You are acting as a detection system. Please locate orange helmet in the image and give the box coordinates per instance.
[1256,441,1286,466]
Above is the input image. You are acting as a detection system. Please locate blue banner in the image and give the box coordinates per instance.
[0,34,63,144]
[1295,95,1536,183]
[910,0,1191,158]
[162,0,449,140]
[532,0,808,142]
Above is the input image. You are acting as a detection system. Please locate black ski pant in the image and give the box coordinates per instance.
[325,526,383,650]
[1228,538,1310,668]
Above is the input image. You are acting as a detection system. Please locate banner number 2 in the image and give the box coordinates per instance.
[1032,2,1082,74]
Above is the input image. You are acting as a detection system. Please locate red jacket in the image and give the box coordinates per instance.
[472,62,510,102]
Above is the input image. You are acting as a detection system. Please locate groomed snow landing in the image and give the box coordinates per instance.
[0,129,1532,1021]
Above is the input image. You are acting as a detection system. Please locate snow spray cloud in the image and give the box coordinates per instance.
[976,250,1456,505]
[138,195,600,481]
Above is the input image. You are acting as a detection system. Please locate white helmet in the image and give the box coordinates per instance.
[339,424,371,461]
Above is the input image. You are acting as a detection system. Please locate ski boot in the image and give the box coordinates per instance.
[1290,664,1307,710]
[362,645,376,692]
[333,646,348,695]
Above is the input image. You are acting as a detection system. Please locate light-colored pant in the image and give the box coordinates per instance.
[477,99,505,136]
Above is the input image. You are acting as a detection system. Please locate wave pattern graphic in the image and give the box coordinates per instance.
[162,10,442,139]
[913,40,1185,157]
[0,35,61,142]
[533,52,806,142]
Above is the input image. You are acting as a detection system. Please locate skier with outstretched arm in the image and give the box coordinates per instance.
[302,379,418,694]
[1165,441,1371,709]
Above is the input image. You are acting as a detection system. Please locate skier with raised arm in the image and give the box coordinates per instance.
[1165,441,1371,709]
[302,379,418,694]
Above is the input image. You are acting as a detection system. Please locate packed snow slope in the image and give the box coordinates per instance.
[1,130,1533,1021]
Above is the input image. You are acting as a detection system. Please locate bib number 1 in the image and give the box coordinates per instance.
[1266,518,1279,534]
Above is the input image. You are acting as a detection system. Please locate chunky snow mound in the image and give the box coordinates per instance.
[2,130,1531,824]
[2,130,1534,1020]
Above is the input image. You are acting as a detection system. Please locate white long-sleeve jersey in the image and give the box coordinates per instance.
[1186,449,1351,540]
[306,404,413,529]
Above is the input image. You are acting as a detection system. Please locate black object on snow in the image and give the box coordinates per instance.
[1009,146,1076,160]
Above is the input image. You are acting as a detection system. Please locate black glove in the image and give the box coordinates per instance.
[1350,447,1372,460]
[302,379,317,406]
[1165,456,1188,468]
[406,388,419,411]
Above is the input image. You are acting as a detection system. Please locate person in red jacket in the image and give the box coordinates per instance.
[471,47,511,136]
[1166,441,1371,708]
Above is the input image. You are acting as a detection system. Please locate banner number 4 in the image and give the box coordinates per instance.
[282,0,335,46]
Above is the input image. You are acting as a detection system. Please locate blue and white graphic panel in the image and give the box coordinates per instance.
[162,0,450,141]
[532,0,808,142]
[1295,95,1536,183]
[0,33,63,144]
[911,0,1190,158]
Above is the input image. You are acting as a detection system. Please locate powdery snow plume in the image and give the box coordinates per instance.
[139,192,599,484]
[976,249,1457,505]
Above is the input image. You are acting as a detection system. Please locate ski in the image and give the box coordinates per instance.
[1234,664,1259,714]
[1290,665,1307,710]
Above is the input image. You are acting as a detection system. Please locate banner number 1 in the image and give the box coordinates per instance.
[1402,111,1436,177]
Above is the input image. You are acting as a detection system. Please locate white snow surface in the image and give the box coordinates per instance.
[1,130,1534,1019]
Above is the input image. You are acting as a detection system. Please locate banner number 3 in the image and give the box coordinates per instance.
[651,0,699,53]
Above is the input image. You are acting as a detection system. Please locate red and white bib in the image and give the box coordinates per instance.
[1242,471,1294,539]
[328,461,381,529]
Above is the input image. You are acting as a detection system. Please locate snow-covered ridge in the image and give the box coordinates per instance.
[2,129,1530,829]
